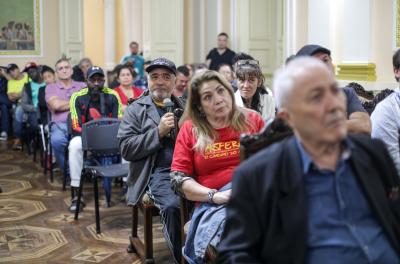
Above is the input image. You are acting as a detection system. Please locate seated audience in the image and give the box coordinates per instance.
[118,58,185,263]
[17,63,46,142]
[38,65,56,125]
[217,63,234,84]
[218,57,400,263]
[234,58,276,121]
[173,65,190,98]
[170,70,264,263]
[72,58,93,82]
[0,67,11,141]
[6,63,29,149]
[68,66,122,211]
[113,65,143,112]
[296,44,371,134]
[45,57,86,174]
[371,48,400,176]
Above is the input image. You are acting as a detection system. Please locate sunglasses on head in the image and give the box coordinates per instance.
[236,59,259,67]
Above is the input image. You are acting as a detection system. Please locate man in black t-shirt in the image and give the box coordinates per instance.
[206,32,236,71]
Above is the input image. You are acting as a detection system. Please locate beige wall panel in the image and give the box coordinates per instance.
[235,0,283,84]
[83,0,104,67]
[143,0,183,64]
[60,0,84,66]
[0,0,60,68]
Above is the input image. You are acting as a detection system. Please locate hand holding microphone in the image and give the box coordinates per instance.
[158,98,175,138]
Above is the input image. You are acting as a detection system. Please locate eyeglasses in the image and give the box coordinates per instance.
[149,73,172,82]
[236,59,259,67]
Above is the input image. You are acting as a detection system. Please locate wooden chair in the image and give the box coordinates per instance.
[240,118,293,161]
[126,98,188,263]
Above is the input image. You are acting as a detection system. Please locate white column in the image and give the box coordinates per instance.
[308,0,332,49]
[104,0,116,70]
[284,0,296,57]
[122,0,143,56]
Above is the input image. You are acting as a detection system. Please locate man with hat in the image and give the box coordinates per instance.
[67,66,122,212]
[118,57,185,263]
[295,44,371,135]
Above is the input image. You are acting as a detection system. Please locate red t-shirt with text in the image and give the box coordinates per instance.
[171,111,265,190]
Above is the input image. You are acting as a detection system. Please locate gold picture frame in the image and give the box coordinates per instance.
[0,0,42,56]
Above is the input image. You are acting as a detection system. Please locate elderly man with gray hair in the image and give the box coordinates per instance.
[218,57,400,264]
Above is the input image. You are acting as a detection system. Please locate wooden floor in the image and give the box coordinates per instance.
[0,141,173,264]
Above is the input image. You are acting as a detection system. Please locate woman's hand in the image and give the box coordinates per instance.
[212,189,231,205]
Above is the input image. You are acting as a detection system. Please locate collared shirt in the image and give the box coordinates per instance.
[295,138,399,264]
[371,92,400,176]
[45,80,86,123]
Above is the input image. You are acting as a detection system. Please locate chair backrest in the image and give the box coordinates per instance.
[81,118,121,156]
[240,117,293,161]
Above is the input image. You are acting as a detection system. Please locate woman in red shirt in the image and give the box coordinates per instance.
[170,70,264,263]
[114,65,143,112]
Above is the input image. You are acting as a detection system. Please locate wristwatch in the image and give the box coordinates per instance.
[207,189,218,204]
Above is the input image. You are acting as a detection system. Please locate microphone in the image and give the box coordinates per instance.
[163,98,175,139]
[163,98,174,113]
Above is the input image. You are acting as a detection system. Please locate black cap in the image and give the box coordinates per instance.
[87,66,105,79]
[145,57,176,75]
[6,63,19,73]
[296,44,331,57]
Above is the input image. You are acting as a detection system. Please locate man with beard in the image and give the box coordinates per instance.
[118,57,184,263]
[68,66,122,212]
[218,57,400,263]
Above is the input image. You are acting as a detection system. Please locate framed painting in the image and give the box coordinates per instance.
[0,0,42,57]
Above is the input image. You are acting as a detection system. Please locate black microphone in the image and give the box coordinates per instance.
[163,98,175,139]
[163,98,174,113]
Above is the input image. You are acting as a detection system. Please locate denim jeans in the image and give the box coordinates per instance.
[0,93,12,133]
[50,122,69,171]
[183,182,231,264]
[13,105,38,139]
[148,167,182,263]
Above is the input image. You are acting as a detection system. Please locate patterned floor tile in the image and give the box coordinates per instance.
[0,225,68,262]
[0,164,22,177]
[0,153,13,162]
[72,248,114,263]
[48,213,79,223]
[0,198,46,222]
[0,179,32,196]
[87,214,165,245]
[29,190,62,198]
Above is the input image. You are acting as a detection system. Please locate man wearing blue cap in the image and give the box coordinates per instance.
[118,57,185,263]
[295,44,371,135]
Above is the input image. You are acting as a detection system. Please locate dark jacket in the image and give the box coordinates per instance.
[217,135,400,264]
[117,94,184,205]
[21,82,47,124]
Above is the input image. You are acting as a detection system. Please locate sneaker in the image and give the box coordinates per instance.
[0,131,7,141]
[69,196,85,213]
[12,139,22,150]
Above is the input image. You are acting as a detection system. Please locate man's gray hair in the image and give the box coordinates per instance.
[273,56,327,108]
[79,57,92,67]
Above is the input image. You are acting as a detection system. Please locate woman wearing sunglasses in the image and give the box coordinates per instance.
[234,58,276,121]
